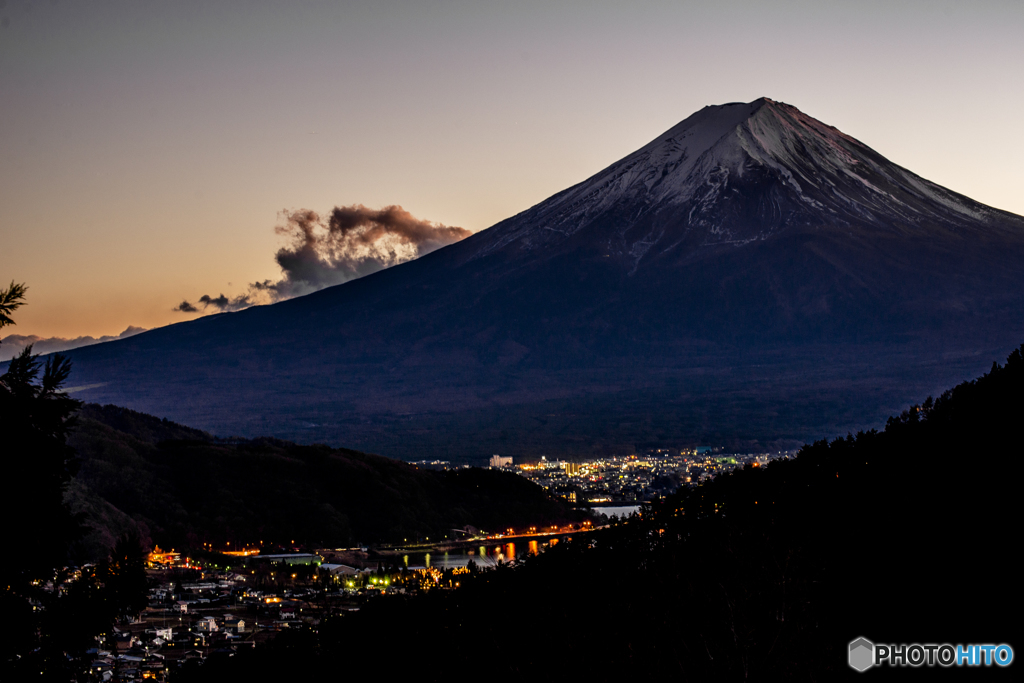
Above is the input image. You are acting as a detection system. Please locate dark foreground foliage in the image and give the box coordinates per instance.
[180,346,1022,682]
[1,284,150,681]
[67,404,581,553]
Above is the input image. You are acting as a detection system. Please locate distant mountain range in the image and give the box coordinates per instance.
[0,326,147,362]
[55,98,1024,460]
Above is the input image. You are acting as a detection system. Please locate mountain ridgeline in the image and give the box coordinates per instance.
[65,404,579,560]
[57,98,1024,460]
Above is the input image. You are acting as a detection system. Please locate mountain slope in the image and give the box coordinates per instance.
[56,99,1024,460]
[66,404,578,558]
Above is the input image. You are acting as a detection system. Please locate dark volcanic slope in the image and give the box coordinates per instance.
[59,99,1024,460]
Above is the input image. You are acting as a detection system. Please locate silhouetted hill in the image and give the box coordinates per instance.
[182,345,1022,681]
[56,99,1024,461]
[65,404,578,560]
[77,403,213,443]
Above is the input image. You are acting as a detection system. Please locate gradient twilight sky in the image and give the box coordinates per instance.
[1,0,1021,339]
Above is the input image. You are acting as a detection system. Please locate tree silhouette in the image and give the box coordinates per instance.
[1,282,82,590]
[0,280,27,327]
[103,531,150,621]
[0,283,152,680]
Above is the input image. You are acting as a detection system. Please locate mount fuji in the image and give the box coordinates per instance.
[58,98,1024,460]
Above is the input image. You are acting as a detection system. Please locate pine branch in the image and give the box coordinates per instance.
[0,281,28,329]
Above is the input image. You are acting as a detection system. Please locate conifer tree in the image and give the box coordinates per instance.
[0,283,147,679]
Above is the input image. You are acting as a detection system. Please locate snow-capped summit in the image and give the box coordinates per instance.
[468,98,1010,269]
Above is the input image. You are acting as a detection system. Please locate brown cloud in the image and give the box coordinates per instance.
[265,204,471,299]
[175,204,470,313]
[173,300,199,313]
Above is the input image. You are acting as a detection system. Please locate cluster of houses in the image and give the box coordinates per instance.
[90,567,313,681]
[514,450,795,505]
[84,615,248,681]
[80,549,426,679]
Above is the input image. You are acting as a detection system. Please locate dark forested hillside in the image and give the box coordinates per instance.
[183,345,1022,681]
[66,405,578,558]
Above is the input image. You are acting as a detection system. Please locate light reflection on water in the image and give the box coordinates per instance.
[402,539,547,569]
[593,505,640,518]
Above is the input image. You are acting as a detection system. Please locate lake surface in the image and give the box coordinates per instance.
[401,539,555,569]
[389,506,640,569]
[590,505,641,518]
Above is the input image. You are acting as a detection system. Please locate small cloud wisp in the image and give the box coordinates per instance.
[0,326,148,362]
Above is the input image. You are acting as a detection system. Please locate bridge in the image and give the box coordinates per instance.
[375,522,602,556]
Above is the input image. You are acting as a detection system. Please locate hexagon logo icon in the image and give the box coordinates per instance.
[849,637,874,672]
